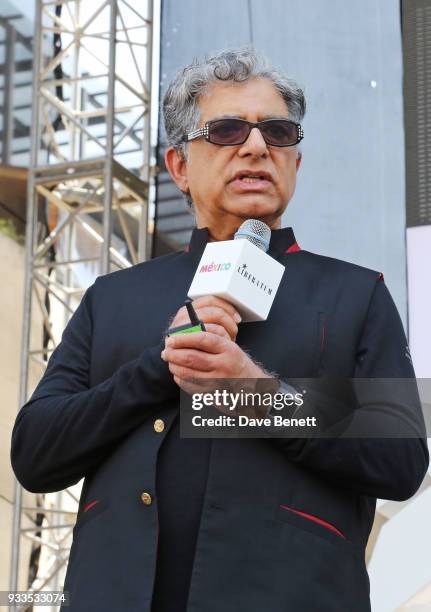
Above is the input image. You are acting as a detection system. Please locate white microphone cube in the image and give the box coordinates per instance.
[188,239,285,322]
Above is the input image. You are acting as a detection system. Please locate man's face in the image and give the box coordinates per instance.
[166,77,302,238]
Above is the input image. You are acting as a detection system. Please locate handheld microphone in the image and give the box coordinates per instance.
[188,220,285,322]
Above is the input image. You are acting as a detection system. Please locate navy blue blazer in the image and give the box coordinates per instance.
[11,227,429,611]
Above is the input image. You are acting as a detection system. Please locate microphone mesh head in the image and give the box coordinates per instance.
[234,219,271,252]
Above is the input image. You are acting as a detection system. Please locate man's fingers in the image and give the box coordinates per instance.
[163,347,215,372]
[173,374,210,395]
[193,306,238,340]
[169,361,211,379]
[169,304,238,340]
[191,296,242,323]
[174,375,226,397]
[204,323,230,339]
[165,331,227,354]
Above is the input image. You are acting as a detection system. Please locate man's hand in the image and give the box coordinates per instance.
[162,332,273,417]
[168,296,241,341]
[161,331,271,394]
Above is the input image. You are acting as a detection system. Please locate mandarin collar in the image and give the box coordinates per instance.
[187,226,299,259]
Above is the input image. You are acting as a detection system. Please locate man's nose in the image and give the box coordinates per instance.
[238,126,268,157]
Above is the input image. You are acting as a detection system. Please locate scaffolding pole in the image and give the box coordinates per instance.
[9,1,158,607]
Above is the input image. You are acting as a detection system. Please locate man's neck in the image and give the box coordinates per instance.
[200,219,282,243]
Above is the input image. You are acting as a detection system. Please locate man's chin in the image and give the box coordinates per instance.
[226,201,284,223]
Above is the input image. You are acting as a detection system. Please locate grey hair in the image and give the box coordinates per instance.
[162,47,306,207]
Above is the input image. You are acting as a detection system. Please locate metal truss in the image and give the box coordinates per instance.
[0,15,33,165]
[9,0,158,607]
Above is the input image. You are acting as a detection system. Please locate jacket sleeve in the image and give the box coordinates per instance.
[10,280,178,494]
[268,278,430,501]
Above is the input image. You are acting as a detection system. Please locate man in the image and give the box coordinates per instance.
[11,48,429,611]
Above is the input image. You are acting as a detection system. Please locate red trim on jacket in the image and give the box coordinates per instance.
[320,319,326,352]
[83,500,100,513]
[285,242,301,254]
[280,504,346,539]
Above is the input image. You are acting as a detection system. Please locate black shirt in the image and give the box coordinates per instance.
[151,226,299,610]
[152,413,211,611]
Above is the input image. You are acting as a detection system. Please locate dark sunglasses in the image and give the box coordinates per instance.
[183,118,304,147]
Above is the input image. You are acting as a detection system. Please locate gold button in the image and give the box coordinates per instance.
[141,492,152,505]
[154,419,165,433]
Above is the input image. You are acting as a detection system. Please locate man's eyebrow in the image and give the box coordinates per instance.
[208,113,291,121]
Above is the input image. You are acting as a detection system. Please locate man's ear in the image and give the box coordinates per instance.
[296,151,302,171]
[165,146,189,193]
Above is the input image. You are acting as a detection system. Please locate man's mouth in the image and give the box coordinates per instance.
[228,170,273,194]
[232,171,272,184]
[240,175,266,183]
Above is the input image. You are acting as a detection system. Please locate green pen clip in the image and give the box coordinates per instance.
[166,298,206,336]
